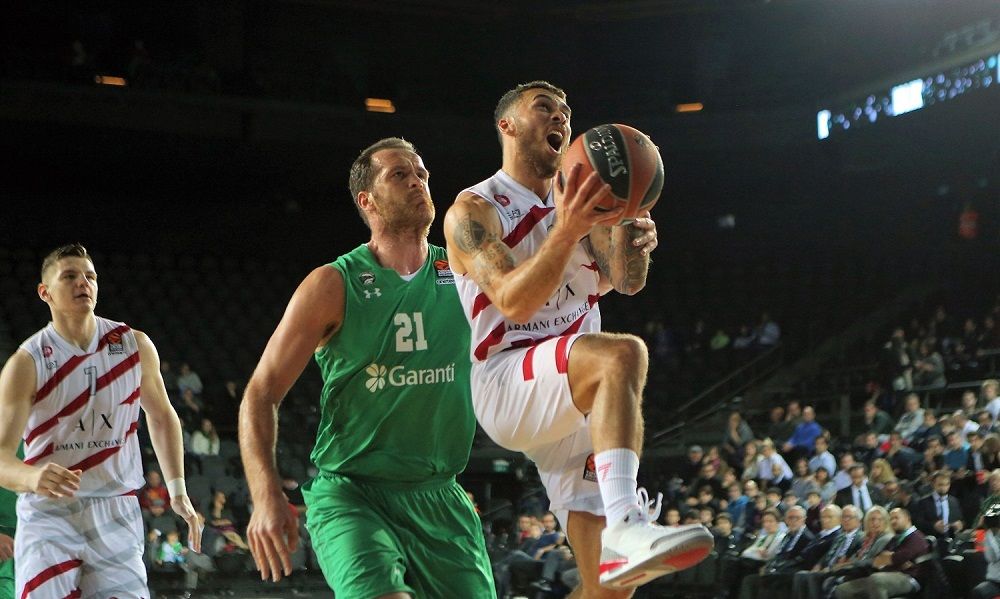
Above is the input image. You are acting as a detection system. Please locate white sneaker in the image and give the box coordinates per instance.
[598,489,714,589]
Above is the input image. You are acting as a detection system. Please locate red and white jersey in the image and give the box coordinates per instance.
[19,316,145,497]
[456,169,603,362]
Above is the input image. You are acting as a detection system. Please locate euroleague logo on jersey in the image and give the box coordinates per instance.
[106,331,125,355]
[433,259,454,285]
[494,194,511,207]
[42,345,58,370]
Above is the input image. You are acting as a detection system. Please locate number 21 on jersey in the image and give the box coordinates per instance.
[394,312,427,352]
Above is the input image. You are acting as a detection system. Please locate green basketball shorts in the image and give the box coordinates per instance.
[303,473,494,599]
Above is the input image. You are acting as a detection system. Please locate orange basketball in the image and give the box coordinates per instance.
[561,123,664,224]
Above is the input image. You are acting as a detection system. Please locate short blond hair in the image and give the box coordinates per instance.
[40,243,92,281]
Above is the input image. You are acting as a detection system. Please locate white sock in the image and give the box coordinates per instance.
[594,448,640,525]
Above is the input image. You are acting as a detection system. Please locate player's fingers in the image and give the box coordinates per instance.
[46,464,82,486]
[262,530,288,582]
[249,530,273,581]
[575,172,606,206]
[561,163,583,200]
[187,514,203,553]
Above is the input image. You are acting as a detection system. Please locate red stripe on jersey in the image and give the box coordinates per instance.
[521,345,538,381]
[470,293,492,319]
[62,589,81,599]
[473,322,508,361]
[503,206,553,248]
[34,325,131,405]
[68,419,139,473]
[25,352,140,446]
[23,442,55,465]
[555,336,571,374]
[120,386,141,406]
[20,559,83,599]
[582,262,599,271]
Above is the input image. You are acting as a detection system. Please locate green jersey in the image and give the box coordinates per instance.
[310,244,475,484]
[0,442,23,534]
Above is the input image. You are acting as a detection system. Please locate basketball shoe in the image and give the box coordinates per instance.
[598,488,714,589]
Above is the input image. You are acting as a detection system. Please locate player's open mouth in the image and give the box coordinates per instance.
[546,132,563,153]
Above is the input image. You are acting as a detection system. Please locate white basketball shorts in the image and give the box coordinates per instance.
[471,334,604,523]
[15,493,148,599]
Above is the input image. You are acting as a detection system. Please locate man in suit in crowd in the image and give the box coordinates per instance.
[835,464,885,512]
[738,506,815,599]
[912,470,963,542]
[833,508,930,599]
[791,505,864,599]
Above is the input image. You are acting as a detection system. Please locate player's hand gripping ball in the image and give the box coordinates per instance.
[561,123,664,225]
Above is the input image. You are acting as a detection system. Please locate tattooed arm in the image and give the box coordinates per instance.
[444,165,622,324]
[587,212,658,296]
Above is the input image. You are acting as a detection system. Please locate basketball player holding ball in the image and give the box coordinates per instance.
[444,81,713,595]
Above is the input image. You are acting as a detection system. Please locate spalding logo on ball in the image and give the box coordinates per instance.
[561,123,664,225]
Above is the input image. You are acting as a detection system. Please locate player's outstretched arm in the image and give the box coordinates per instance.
[445,164,623,324]
[136,330,203,552]
[0,350,81,497]
[240,265,345,582]
[587,210,658,296]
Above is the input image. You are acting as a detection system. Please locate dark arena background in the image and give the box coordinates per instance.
[3,1,1000,598]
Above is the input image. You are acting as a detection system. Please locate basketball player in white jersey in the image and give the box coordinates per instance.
[0,243,202,599]
[444,81,713,595]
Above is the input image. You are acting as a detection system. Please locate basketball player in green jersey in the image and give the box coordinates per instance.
[239,137,494,598]
[0,443,21,599]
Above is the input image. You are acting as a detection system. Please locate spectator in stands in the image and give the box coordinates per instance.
[893,393,924,442]
[808,436,836,476]
[755,312,781,349]
[742,440,764,481]
[835,464,885,512]
[663,507,681,526]
[784,406,822,461]
[922,435,946,475]
[944,430,970,471]
[982,315,1000,351]
[766,406,793,447]
[758,439,794,487]
[791,458,819,501]
[853,432,883,467]
[737,505,814,599]
[160,359,178,394]
[812,467,837,504]
[710,328,732,371]
[733,324,757,353]
[975,410,996,436]
[140,469,171,513]
[860,400,894,438]
[681,444,706,487]
[911,409,943,451]
[881,328,913,394]
[820,505,894,599]
[885,480,916,512]
[143,499,181,538]
[729,508,786,595]
[764,504,847,598]
[985,380,1000,422]
[713,512,744,556]
[726,482,751,529]
[833,508,929,599]
[156,529,187,567]
[176,362,204,396]
[961,390,981,416]
[687,484,723,515]
[746,493,770,532]
[913,470,963,541]
[207,490,249,552]
[175,388,203,428]
[804,490,823,532]
[722,411,755,466]
[786,401,803,427]
[792,504,863,599]
[833,453,857,492]
[912,338,947,389]
[884,432,920,481]
[867,459,896,491]
[190,418,220,456]
[954,409,980,443]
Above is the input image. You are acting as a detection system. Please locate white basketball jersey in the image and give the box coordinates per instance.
[19,316,145,496]
[455,170,603,362]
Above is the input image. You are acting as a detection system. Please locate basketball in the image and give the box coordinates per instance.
[561,123,664,224]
